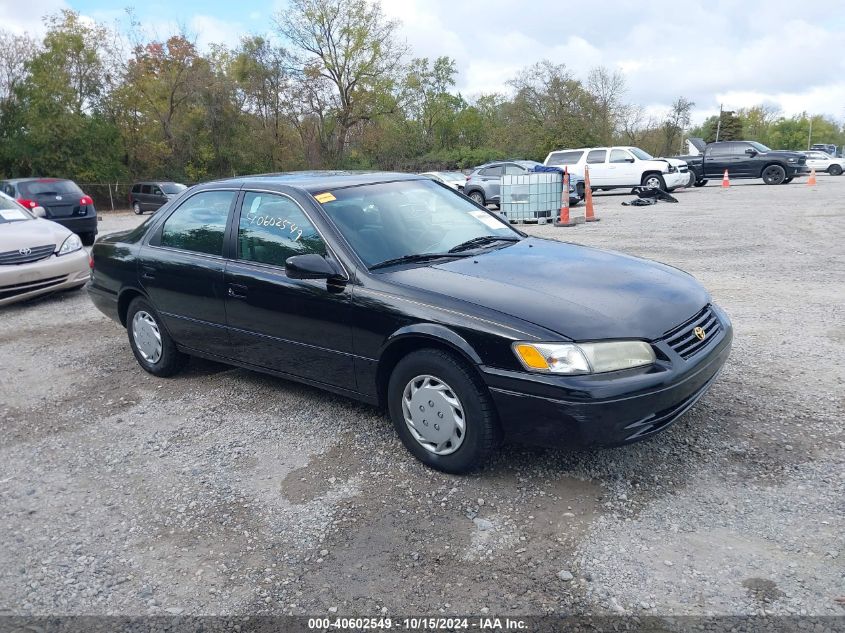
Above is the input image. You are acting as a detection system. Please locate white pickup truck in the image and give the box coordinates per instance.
[543,146,691,191]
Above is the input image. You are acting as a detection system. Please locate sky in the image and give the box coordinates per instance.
[2,0,845,125]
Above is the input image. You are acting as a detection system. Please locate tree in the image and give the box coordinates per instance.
[586,66,626,145]
[659,96,694,155]
[275,0,405,165]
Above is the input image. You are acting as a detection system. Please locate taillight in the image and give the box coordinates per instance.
[17,198,37,209]
[89,254,95,270]
[466,176,472,183]
[80,195,93,206]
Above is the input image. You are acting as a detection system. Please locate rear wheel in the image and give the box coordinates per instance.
[693,179,708,187]
[468,190,485,206]
[762,164,786,185]
[387,348,500,474]
[133,201,143,215]
[126,297,187,377]
[641,173,666,190]
[828,164,843,176]
[80,232,96,246]
[687,171,696,187]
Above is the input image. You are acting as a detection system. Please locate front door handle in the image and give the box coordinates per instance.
[141,265,156,280]
[228,284,248,299]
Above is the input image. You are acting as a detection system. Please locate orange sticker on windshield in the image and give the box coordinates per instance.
[314,192,336,203]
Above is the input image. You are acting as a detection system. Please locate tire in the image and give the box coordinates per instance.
[80,232,96,246]
[782,177,794,184]
[387,348,501,474]
[687,172,696,187]
[828,164,843,176]
[641,173,666,190]
[126,297,187,377]
[468,190,485,206]
[132,201,143,215]
[693,179,708,187]
[762,164,786,185]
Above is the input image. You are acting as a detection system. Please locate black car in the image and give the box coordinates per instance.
[88,172,732,473]
[129,181,188,214]
[674,141,808,186]
[0,178,98,245]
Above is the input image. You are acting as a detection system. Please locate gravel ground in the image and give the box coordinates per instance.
[0,177,843,617]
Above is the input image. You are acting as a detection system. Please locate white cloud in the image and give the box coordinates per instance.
[0,0,67,36]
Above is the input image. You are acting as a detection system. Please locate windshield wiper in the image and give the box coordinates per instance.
[448,235,520,253]
[369,252,471,270]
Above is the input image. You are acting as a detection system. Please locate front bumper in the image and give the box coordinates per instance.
[789,164,810,175]
[482,305,733,447]
[0,249,90,306]
[664,170,689,189]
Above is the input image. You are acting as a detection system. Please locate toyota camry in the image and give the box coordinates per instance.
[88,172,732,473]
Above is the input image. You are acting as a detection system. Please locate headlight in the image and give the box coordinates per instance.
[57,233,82,256]
[787,158,797,162]
[512,341,656,375]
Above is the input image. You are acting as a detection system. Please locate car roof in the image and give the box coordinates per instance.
[2,177,76,184]
[200,171,426,193]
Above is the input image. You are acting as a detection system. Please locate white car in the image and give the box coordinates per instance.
[801,151,844,176]
[544,146,690,191]
[419,171,467,190]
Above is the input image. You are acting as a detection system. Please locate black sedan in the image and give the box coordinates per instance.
[87,172,732,473]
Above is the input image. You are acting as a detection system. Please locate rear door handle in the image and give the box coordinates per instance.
[228,284,248,299]
[141,265,156,280]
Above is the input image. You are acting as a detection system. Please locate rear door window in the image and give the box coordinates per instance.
[237,192,326,268]
[586,149,607,164]
[503,164,525,175]
[479,165,503,177]
[131,184,141,194]
[141,185,152,194]
[159,190,235,256]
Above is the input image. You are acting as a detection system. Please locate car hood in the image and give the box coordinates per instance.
[381,238,709,341]
[0,218,70,251]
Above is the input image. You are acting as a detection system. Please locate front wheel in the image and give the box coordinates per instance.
[762,164,786,185]
[687,172,696,187]
[126,297,187,377]
[387,348,501,474]
[693,179,708,187]
[468,191,485,206]
[782,177,794,184]
[828,164,843,176]
[641,173,666,190]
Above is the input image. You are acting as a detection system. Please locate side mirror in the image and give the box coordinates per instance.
[625,157,635,163]
[745,148,757,156]
[285,253,339,280]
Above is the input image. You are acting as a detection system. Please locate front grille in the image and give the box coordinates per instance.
[0,244,55,265]
[623,373,717,441]
[663,305,722,359]
[0,274,66,300]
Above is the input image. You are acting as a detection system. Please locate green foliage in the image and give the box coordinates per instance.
[1,2,842,188]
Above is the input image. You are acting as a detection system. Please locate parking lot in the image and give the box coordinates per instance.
[1,177,843,617]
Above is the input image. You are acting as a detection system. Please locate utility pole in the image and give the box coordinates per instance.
[807,116,812,150]
[715,103,723,142]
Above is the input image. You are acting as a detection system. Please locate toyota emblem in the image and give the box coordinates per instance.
[19,247,32,256]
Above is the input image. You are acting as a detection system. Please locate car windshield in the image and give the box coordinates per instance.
[0,196,33,223]
[629,147,653,160]
[18,180,83,197]
[748,142,772,153]
[161,183,187,194]
[318,179,521,268]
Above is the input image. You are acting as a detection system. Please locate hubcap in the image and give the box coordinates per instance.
[401,375,466,456]
[471,193,483,203]
[132,310,163,364]
[646,177,661,188]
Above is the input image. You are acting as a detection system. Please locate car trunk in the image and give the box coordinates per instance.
[18,181,87,218]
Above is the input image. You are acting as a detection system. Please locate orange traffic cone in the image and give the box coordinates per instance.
[555,168,577,227]
[807,169,817,186]
[721,169,730,188]
[584,166,599,222]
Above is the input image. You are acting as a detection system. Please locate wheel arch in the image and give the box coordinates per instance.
[375,325,483,408]
[117,287,148,327]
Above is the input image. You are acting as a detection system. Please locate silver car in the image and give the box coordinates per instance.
[0,192,90,307]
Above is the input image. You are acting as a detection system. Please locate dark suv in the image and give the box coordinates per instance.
[0,178,98,245]
[129,181,187,214]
